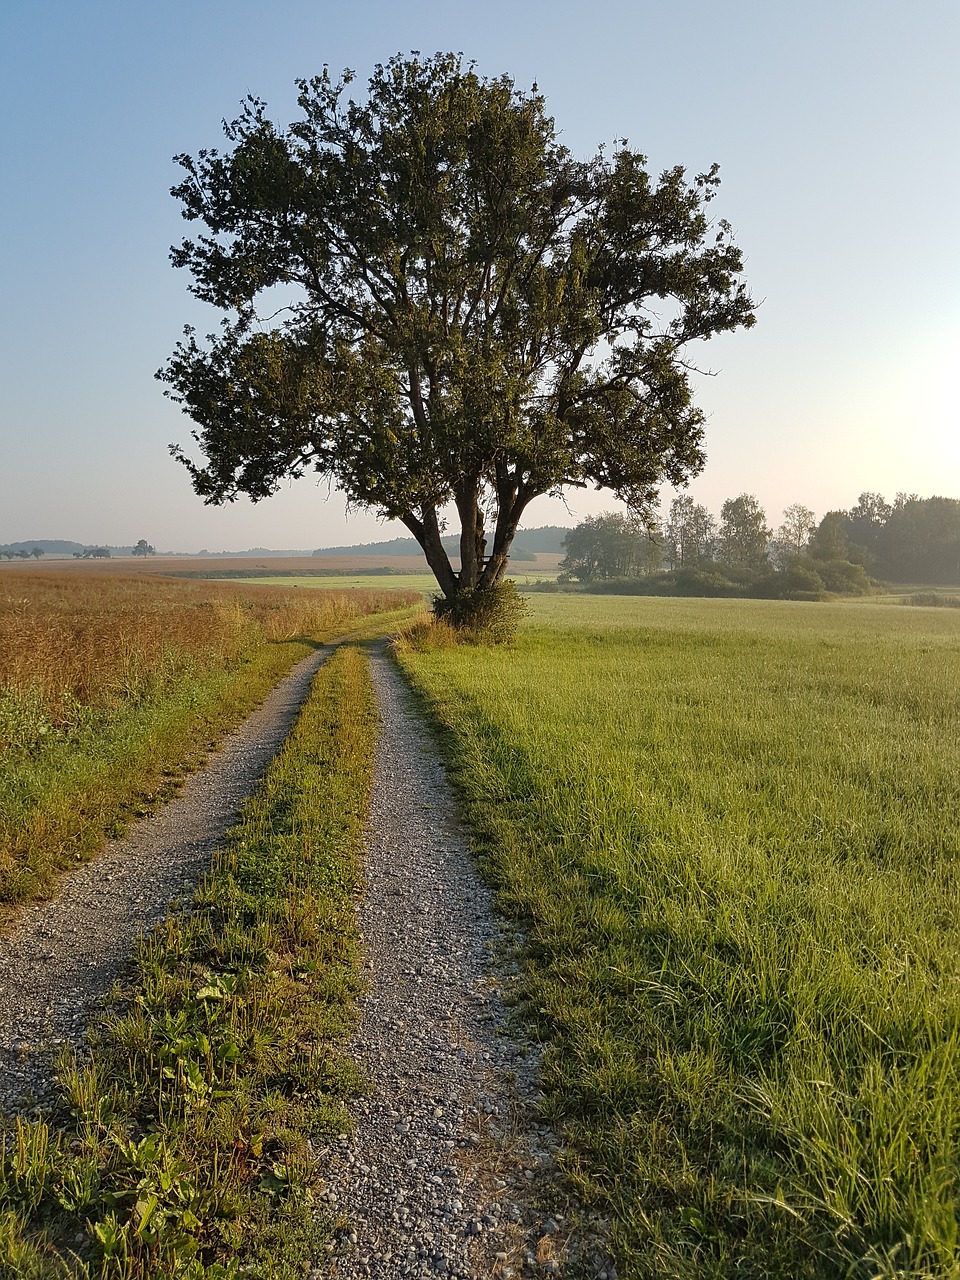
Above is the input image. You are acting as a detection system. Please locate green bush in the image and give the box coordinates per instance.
[905,591,960,608]
[813,558,875,595]
[432,580,529,643]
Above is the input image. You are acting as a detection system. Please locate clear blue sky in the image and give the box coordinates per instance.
[1,0,957,551]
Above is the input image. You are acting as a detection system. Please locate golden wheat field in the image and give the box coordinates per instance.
[0,568,418,902]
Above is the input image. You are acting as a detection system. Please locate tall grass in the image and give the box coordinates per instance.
[0,571,417,903]
[398,595,960,1278]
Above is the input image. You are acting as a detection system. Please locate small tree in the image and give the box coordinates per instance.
[664,494,716,569]
[160,53,755,631]
[132,539,156,556]
[30,547,44,560]
[809,511,856,563]
[716,494,771,571]
[770,503,816,567]
[559,511,659,582]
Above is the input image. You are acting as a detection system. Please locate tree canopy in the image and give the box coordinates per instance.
[159,52,756,616]
[716,494,771,571]
[812,493,960,583]
[558,512,660,582]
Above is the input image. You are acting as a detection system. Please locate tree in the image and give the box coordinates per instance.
[559,511,660,582]
[876,495,960,583]
[663,494,715,568]
[809,511,869,565]
[844,492,890,566]
[770,503,815,567]
[159,53,755,626]
[132,539,156,556]
[716,494,771,571]
[30,547,44,559]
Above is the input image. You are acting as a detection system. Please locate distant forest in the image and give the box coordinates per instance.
[557,493,960,596]
[312,525,570,560]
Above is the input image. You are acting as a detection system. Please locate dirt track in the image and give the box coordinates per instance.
[0,643,332,1115]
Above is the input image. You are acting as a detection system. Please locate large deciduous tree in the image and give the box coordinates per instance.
[159,53,755,622]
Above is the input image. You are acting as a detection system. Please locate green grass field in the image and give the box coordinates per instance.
[226,565,560,594]
[397,594,960,1278]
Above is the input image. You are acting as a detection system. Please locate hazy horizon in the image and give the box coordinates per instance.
[2,0,957,552]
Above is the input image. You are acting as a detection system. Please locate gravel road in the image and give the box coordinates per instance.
[0,643,334,1117]
[0,638,612,1278]
[320,649,574,1280]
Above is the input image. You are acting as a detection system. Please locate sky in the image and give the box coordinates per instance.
[1,0,957,552]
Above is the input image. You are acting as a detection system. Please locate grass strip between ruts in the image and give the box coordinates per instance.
[0,642,376,1278]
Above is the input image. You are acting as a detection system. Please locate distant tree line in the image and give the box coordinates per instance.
[0,546,45,561]
[0,540,157,562]
[558,492,960,597]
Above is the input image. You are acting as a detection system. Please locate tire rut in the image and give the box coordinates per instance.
[319,648,567,1280]
[0,642,335,1116]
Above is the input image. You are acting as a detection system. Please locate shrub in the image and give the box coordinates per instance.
[905,591,960,609]
[431,580,528,643]
[814,558,875,595]
[775,561,827,600]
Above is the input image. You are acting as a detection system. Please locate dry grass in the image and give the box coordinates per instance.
[0,571,413,737]
[0,571,418,904]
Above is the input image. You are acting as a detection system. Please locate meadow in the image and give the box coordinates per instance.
[0,570,417,905]
[397,594,960,1278]
[217,562,561,594]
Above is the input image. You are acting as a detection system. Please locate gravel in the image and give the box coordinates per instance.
[0,643,335,1117]
[319,648,569,1280]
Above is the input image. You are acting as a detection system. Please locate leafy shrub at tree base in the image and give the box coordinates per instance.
[431,580,529,643]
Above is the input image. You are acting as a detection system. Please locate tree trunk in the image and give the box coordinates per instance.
[455,483,486,593]
[477,481,531,591]
[400,509,458,599]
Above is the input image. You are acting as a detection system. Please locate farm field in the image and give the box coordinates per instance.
[212,561,563,594]
[397,594,960,1278]
[0,570,418,906]
[0,552,564,587]
[233,572,441,594]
